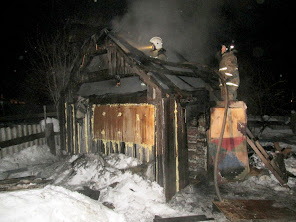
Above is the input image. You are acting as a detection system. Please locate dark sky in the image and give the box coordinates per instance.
[2,1,57,99]
[1,0,290,103]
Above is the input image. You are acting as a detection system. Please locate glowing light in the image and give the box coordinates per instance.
[138,45,153,50]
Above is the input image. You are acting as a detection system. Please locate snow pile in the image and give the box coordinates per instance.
[40,117,60,132]
[0,145,58,173]
[0,149,194,222]
[48,154,188,221]
[105,153,142,169]
[45,153,191,221]
[99,172,181,221]
[0,185,126,222]
[50,154,128,190]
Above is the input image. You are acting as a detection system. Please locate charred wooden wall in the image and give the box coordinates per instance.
[60,32,215,201]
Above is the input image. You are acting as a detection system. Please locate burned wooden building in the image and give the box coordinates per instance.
[60,29,249,200]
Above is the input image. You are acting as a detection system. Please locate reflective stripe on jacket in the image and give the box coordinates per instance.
[219,51,239,87]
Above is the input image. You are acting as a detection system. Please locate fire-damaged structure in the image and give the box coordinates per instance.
[59,29,250,200]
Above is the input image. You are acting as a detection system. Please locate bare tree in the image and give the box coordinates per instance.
[239,60,287,117]
[29,32,78,110]
[239,57,289,136]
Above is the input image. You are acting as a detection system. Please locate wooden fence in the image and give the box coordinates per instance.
[0,113,60,159]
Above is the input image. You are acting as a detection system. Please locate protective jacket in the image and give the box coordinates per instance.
[219,51,239,100]
[151,48,167,61]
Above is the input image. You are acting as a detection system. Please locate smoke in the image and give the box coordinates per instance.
[111,0,225,63]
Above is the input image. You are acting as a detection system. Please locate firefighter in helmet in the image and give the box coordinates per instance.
[218,42,240,101]
[150,37,167,61]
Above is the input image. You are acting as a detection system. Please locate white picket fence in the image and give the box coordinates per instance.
[0,123,60,159]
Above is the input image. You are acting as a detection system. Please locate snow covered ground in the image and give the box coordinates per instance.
[0,125,295,221]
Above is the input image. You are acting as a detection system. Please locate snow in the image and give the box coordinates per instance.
[0,145,58,180]
[99,172,179,221]
[0,121,296,221]
[40,117,60,132]
[0,185,125,222]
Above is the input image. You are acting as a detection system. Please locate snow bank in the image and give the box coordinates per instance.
[0,145,58,173]
[0,185,126,222]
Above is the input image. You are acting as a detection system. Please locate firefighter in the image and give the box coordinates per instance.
[149,37,167,61]
[218,42,240,101]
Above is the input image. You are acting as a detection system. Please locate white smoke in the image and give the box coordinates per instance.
[111,0,225,62]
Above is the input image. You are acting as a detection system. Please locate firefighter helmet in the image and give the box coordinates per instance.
[227,40,235,52]
[150,37,163,50]
[222,40,235,53]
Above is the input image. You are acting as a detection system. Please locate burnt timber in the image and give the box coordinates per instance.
[60,29,220,200]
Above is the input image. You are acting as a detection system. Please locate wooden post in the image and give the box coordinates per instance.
[45,123,56,155]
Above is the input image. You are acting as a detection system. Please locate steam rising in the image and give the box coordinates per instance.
[112,0,224,62]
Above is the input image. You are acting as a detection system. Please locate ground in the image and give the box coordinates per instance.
[0,122,295,221]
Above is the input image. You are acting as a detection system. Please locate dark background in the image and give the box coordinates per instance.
[1,0,291,112]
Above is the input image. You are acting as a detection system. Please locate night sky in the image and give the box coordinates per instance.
[2,1,59,100]
[1,0,290,107]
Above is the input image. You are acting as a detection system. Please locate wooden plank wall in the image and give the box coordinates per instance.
[64,102,155,163]
[152,88,189,200]
[0,124,60,159]
[93,104,155,146]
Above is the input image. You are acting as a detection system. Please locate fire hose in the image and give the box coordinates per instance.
[214,71,229,202]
